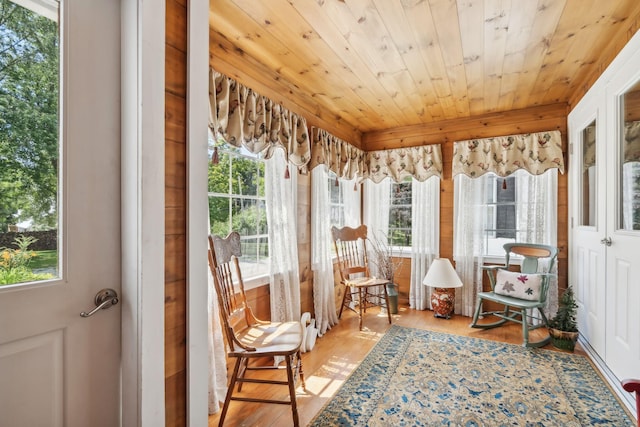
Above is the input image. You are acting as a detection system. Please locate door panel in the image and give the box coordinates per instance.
[604,49,640,383]
[0,330,63,427]
[569,101,607,359]
[0,0,121,426]
[606,252,638,380]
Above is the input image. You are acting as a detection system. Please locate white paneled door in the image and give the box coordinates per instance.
[603,53,640,382]
[570,33,640,392]
[0,1,121,426]
[569,99,608,359]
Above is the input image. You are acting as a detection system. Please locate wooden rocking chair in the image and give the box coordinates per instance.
[208,232,305,426]
[470,242,558,347]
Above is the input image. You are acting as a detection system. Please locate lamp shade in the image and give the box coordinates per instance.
[422,258,463,288]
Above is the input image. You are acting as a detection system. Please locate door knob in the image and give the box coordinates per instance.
[80,288,119,317]
[600,237,612,246]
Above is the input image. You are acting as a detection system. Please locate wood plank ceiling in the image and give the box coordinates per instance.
[210,0,640,144]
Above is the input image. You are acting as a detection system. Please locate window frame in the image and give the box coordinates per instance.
[207,144,269,286]
[388,179,412,252]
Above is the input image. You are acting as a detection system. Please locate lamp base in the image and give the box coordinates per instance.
[430,287,456,319]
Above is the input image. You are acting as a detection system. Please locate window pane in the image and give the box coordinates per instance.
[580,121,597,226]
[389,180,412,247]
[239,236,269,278]
[620,81,640,231]
[208,151,231,193]
[209,196,231,236]
[484,174,517,255]
[208,146,268,280]
[232,156,260,196]
[0,0,60,286]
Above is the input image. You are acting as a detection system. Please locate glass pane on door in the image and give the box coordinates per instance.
[0,0,60,286]
[620,81,640,231]
[580,121,596,226]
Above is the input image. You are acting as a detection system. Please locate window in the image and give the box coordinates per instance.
[208,144,268,279]
[0,0,60,286]
[328,171,345,228]
[389,179,412,247]
[480,172,552,257]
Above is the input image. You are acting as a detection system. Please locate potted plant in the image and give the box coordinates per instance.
[548,286,579,351]
[368,232,402,314]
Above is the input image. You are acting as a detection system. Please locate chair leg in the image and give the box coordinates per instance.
[218,357,242,427]
[383,284,392,324]
[521,310,529,347]
[338,285,350,318]
[358,287,364,330]
[296,350,305,389]
[471,298,483,326]
[285,354,300,427]
[237,357,249,392]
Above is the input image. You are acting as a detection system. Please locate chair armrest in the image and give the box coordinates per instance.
[481,265,507,291]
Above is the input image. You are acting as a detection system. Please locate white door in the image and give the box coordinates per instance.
[0,1,121,426]
[603,55,640,382]
[568,96,608,358]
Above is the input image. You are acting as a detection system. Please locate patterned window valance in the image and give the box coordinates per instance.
[310,128,443,183]
[209,68,311,171]
[309,127,366,179]
[364,145,443,183]
[452,130,565,178]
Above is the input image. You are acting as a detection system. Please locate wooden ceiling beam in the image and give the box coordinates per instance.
[362,103,569,151]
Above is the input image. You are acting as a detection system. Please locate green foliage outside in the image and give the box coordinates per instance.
[0,235,53,285]
[0,1,59,231]
[389,180,412,247]
[208,148,267,240]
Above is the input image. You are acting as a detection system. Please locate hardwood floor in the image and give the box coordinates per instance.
[208,304,585,427]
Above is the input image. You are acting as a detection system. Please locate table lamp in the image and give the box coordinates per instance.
[422,258,463,319]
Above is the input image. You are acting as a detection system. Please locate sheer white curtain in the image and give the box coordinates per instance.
[311,166,338,336]
[341,177,361,227]
[454,170,559,317]
[453,175,488,316]
[515,168,559,315]
[410,177,440,310]
[207,262,227,414]
[363,178,390,278]
[265,149,301,323]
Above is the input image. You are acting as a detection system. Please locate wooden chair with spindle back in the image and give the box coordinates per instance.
[208,232,305,427]
[331,224,392,331]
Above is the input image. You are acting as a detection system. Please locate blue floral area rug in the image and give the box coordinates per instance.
[310,326,634,426]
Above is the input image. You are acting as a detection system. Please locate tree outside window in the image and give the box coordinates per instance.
[389,179,412,247]
[208,145,268,279]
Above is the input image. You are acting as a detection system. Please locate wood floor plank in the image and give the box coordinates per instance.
[208,305,584,426]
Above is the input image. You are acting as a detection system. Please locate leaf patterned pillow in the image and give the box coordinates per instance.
[494,270,543,301]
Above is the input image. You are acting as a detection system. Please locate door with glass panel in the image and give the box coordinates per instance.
[604,66,640,382]
[569,103,607,359]
[0,1,121,426]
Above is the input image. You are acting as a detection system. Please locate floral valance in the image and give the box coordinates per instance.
[309,128,443,183]
[364,145,443,183]
[309,127,366,180]
[209,68,311,171]
[452,130,565,178]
